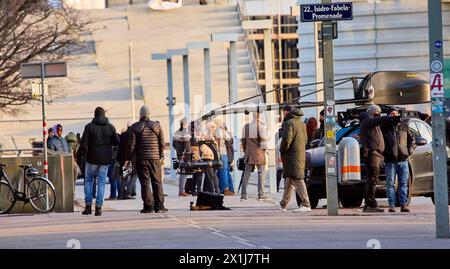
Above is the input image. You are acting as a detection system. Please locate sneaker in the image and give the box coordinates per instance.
[292,206,312,213]
[400,206,410,213]
[155,207,168,213]
[240,197,247,202]
[275,202,287,212]
[140,208,154,214]
[179,192,189,197]
[363,206,385,213]
[105,197,117,201]
[257,195,272,201]
[388,207,396,213]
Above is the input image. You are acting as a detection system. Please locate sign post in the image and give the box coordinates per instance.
[152,53,176,177]
[21,61,67,179]
[427,0,450,238]
[298,1,353,215]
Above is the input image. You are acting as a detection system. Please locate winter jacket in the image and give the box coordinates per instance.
[79,115,120,165]
[280,108,307,179]
[128,117,165,161]
[381,121,416,163]
[173,128,191,159]
[48,135,71,153]
[359,112,389,160]
[241,119,268,165]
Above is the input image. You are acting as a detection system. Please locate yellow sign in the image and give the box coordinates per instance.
[326,130,334,139]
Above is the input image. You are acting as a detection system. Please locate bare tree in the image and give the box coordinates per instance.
[0,0,92,113]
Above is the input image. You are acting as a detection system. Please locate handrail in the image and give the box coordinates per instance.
[237,0,264,104]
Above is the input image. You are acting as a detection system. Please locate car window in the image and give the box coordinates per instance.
[416,121,432,143]
[408,121,420,138]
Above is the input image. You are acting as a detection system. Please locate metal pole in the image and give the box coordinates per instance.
[166,58,176,177]
[204,48,212,111]
[428,0,450,238]
[183,54,191,122]
[229,40,239,185]
[263,27,277,194]
[129,42,136,121]
[322,0,338,216]
[40,62,48,179]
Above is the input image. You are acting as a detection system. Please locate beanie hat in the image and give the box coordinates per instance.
[140,105,151,118]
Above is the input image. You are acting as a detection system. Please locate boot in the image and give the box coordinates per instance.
[140,205,154,214]
[82,205,92,215]
[95,206,102,216]
[401,206,410,212]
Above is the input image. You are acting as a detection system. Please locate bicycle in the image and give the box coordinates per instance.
[0,164,56,214]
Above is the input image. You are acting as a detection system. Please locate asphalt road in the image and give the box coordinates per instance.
[0,179,449,249]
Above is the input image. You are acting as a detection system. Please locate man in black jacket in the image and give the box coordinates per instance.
[79,107,120,216]
[381,107,415,213]
[360,104,391,213]
[126,105,167,213]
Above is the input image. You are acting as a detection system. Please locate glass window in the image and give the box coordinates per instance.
[416,121,432,143]
[408,121,420,138]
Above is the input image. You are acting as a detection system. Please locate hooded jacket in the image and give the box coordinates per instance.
[79,114,120,165]
[280,108,307,179]
[48,135,70,153]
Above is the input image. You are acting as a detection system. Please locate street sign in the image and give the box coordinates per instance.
[21,62,67,79]
[431,73,444,98]
[301,2,353,22]
[31,83,48,99]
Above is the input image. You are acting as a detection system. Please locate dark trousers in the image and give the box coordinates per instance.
[136,159,164,209]
[276,169,283,192]
[204,167,219,193]
[192,172,203,193]
[365,161,381,208]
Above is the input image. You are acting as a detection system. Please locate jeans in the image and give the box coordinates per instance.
[179,174,187,193]
[385,161,409,207]
[84,163,109,207]
[217,154,230,193]
[241,163,266,198]
[108,162,120,198]
[227,164,235,192]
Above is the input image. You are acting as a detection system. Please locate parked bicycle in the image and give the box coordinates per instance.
[0,164,56,214]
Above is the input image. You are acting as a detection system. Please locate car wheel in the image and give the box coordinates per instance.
[296,193,319,209]
[309,196,319,209]
[339,195,363,208]
[395,174,412,207]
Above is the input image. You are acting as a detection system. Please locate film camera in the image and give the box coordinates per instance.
[172,139,223,175]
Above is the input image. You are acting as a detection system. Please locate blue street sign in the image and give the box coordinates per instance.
[301,2,353,22]
[435,40,443,48]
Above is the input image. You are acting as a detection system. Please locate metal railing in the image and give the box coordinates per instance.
[237,0,264,104]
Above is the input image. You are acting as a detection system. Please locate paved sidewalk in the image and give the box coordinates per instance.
[0,174,449,249]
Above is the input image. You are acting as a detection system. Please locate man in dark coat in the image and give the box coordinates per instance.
[126,105,167,213]
[381,107,415,213]
[276,106,311,212]
[359,104,391,213]
[79,107,120,216]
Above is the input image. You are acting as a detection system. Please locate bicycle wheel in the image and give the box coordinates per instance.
[0,181,16,214]
[27,177,56,213]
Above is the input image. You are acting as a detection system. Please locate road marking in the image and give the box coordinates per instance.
[168,214,269,249]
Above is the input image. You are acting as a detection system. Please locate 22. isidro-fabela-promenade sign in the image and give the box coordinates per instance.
[301,2,353,22]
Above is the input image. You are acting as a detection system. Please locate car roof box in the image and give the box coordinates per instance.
[355,71,430,105]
